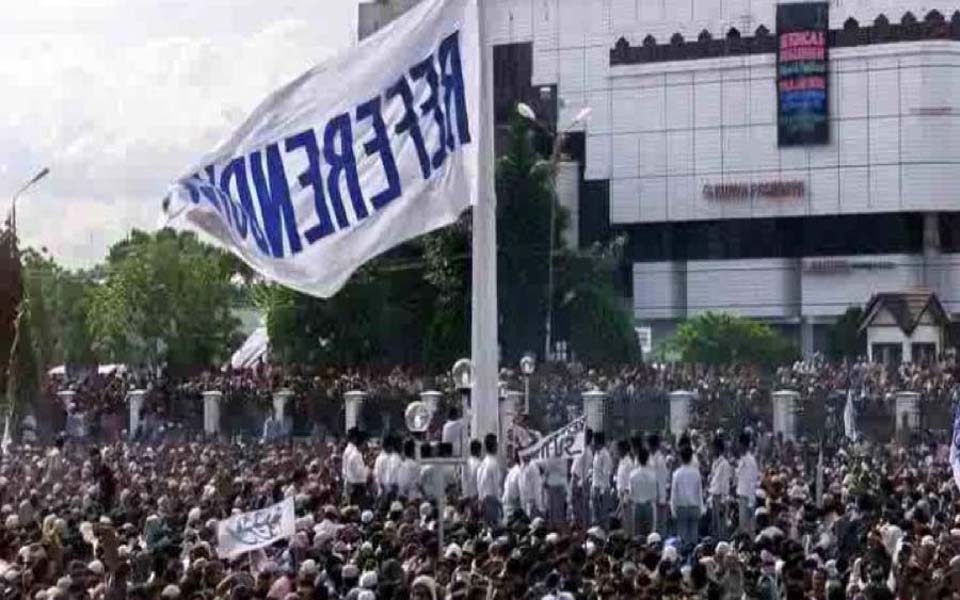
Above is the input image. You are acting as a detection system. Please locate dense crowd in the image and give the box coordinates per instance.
[2,402,960,599]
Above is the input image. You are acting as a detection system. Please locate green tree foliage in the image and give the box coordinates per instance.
[86,229,239,370]
[828,306,866,361]
[665,312,798,366]
[559,237,640,364]
[20,248,98,369]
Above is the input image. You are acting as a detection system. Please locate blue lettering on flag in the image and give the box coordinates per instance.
[250,144,303,258]
[285,130,336,244]
[356,96,403,210]
[323,113,367,227]
[409,56,448,170]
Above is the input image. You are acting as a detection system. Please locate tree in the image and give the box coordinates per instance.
[665,312,798,366]
[86,229,239,370]
[828,306,866,361]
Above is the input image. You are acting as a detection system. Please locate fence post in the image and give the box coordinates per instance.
[669,390,694,441]
[772,390,800,443]
[344,390,366,433]
[202,391,222,437]
[126,389,145,440]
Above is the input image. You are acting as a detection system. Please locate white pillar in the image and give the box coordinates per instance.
[273,389,293,423]
[895,391,920,433]
[470,0,500,443]
[556,161,581,249]
[582,390,607,434]
[669,390,694,440]
[500,390,522,456]
[420,390,443,421]
[126,390,146,439]
[202,391,222,436]
[772,390,800,442]
[344,390,366,432]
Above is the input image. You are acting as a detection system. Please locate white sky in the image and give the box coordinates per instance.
[0,0,359,268]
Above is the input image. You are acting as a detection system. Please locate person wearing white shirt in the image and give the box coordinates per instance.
[614,440,635,537]
[519,456,544,519]
[570,429,593,528]
[384,440,402,497]
[629,446,658,539]
[590,432,613,528]
[543,455,568,527]
[502,460,522,522]
[670,445,704,548]
[462,439,482,503]
[648,433,671,536]
[373,436,393,498]
[708,436,733,540]
[397,439,422,500]
[441,408,464,457]
[476,434,503,528]
[736,432,760,536]
[342,429,370,507]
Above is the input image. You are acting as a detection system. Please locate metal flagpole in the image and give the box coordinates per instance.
[470,0,500,442]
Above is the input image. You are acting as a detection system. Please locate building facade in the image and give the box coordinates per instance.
[360,0,960,356]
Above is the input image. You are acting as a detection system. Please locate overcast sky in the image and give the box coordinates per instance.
[0,0,358,268]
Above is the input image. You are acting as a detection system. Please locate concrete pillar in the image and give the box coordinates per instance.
[420,390,443,421]
[923,212,942,290]
[582,390,607,434]
[772,391,800,442]
[669,391,694,440]
[202,391,222,436]
[344,390,366,432]
[126,390,146,439]
[895,391,920,434]
[500,390,522,456]
[273,389,293,424]
[801,319,815,359]
[555,161,581,249]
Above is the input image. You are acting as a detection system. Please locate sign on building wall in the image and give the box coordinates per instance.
[777,2,830,146]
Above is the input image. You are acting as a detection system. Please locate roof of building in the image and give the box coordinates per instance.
[858,290,950,335]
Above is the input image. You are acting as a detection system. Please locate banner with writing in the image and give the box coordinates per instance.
[217,497,295,558]
[518,417,584,461]
[162,0,479,297]
[777,2,830,146]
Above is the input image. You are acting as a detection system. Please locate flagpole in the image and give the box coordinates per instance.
[470,0,499,443]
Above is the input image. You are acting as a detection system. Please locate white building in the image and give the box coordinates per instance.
[361,0,960,356]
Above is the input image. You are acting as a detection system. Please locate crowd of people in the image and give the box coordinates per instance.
[39,357,960,445]
[2,397,960,599]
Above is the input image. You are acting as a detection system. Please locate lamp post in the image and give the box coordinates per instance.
[516,102,591,362]
[520,353,536,415]
[9,168,50,232]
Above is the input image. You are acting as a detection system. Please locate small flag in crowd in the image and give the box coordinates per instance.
[217,497,295,559]
[950,399,960,492]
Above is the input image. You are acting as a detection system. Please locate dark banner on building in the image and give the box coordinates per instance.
[777,2,829,146]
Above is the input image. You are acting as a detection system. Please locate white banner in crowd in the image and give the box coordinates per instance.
[951,402,960,492]
[518,417,585,460]
[163,0,480,297]
[217,497,295,559]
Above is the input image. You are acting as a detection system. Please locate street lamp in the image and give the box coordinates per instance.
[520,353,536,415]
[516,102,591,362]
[8,167,51,232]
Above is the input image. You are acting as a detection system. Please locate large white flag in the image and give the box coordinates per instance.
[162,0,480,297]
[217,497,295,559]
